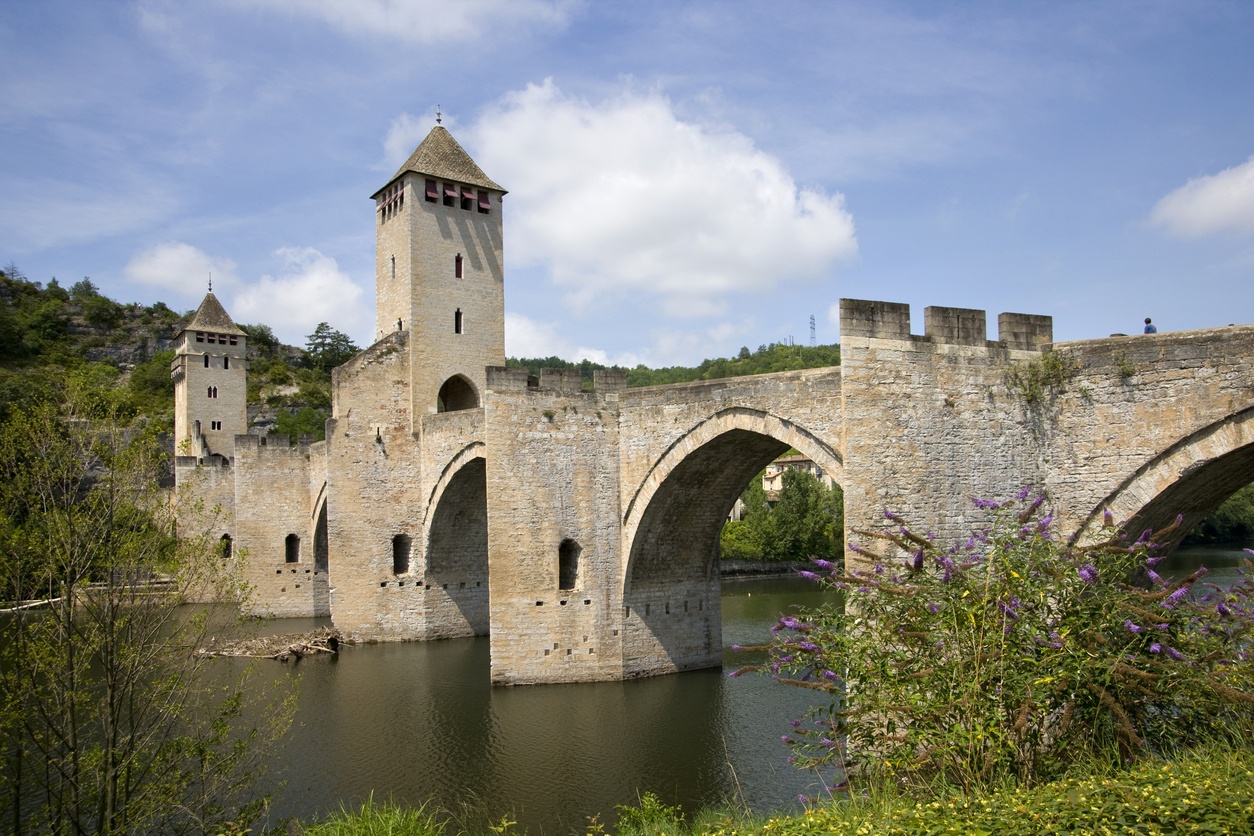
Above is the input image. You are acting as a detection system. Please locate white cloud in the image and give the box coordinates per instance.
[1151,156,1254,238]
[0,177,177,252]
[124,242,239,298]
[231,247,371,345]
[505,312,642,367]
[242,0,577,43]
[473,80,858,317]
[382,113,429,170]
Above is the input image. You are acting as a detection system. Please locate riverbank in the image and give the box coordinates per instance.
[719,559,814,577]
[297,742,1254,835]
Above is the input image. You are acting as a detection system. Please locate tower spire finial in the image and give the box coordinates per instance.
[208,272,213,293]
[436,104,442,125]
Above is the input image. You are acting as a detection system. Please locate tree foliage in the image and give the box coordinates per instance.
[507,341,842,390]
[721,469,844,562]
[0,394,293,833]
[274,405,330,443]
[1183,481,1254,545]
[754,491,1254,797]
[304,322,360,372]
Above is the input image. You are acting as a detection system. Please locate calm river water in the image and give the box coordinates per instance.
[230,544,1251,832]
[242,575,833,833]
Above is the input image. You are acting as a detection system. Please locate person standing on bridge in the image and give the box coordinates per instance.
[1144,317,1157,334]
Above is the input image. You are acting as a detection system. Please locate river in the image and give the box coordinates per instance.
[224,543,1251,832]
[241,574,833,832]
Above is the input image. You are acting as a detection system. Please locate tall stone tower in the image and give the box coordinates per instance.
[171,292,248,460]
[371,126,506,422]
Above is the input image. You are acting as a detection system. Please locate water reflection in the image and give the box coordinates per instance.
[1168,542,1252,589]
[237,576,832,832]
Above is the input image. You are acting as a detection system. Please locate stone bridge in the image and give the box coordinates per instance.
[244,299,1254,686]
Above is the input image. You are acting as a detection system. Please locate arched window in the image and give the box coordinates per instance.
[559,538,581,590]
[454,308,463,334]
[223,355,229,370]
[455,253,463,278]
[220,533,232,559]
[203,355,210,368]
[285,534,301,563]
[392,534,411,575]
[436,375,478,412]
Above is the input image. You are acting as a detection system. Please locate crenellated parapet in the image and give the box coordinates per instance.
[840,298,1052,351]
[484,366,627,395]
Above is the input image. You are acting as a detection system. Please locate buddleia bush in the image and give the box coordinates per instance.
[752,489,1254,796]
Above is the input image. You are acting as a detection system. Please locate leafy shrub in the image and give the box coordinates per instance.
[274,406,329,443]
[302,796,446,836]
[755,490,1254,796]
[616,792,686,836]
[755,745,1254,836]
[1005,352,1081,403]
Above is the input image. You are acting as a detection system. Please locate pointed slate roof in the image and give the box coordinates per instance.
[375,126,505,197]
[181,292,245,337]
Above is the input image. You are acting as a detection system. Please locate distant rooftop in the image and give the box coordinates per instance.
[181,292,245,337]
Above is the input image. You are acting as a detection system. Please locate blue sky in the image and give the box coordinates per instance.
[2,1,1252,366]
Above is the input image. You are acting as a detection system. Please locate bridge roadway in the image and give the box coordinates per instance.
[323,299,1254,684]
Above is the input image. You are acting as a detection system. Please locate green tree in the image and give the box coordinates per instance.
[274,405,330,443]
[240,323,279,350]
[1183,481,1254,545]
[720,468,843,562]
[770,469,843,561]
[0,396,293,833]
[304,322,360,372]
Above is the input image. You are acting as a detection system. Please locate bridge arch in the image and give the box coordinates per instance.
[422,443,489,636]
[622,407,843,556]
[620,407,843,677]
[311,486,331,616]
[1076,406,1254,550]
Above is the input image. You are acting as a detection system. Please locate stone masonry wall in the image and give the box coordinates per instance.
[174,455,237,603]
[233,433,322,617]
[326,333,425,639]
[1028,325,1254,543]
[483,367,625,684]
[838,299,1254,567]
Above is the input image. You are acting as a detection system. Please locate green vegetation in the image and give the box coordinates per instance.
[721,469,843,562]
[302,796,446,836]
[507,341,841,389]
[1183,481,1254,545]
[1005,350,1082,403]
[0,389,293,832]
[292,745,1254,836]
[612,745,1254,836]
[306,321,361,373]
[0,264,185,427]
[755,492,1254,797]
[0,263,354,445]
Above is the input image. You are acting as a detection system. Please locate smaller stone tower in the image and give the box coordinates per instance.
[171,292,248,460]
[371,125,506,424]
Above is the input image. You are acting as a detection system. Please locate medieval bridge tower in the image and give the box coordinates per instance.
[371,125,507,423]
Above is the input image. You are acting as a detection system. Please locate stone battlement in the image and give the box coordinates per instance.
[232,433,316,451]
[840,298,1052,351]
[485,366,627,395]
